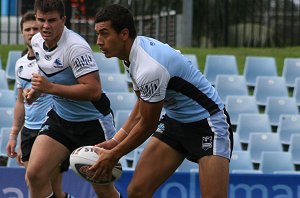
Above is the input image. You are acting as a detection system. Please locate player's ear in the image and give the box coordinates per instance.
[61,16,66,24]
[120,28,129,40]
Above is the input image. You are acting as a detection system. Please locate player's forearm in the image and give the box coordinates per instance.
[46,82,102,101]
[112,120,156,160]
[122,100,141,132]
[10,101,25,138]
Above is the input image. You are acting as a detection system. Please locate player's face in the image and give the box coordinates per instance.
[35,10,66,48]
[22,20,39,48]
[95,21,128,60]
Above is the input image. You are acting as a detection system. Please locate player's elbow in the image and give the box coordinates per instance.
[90,91,102,101]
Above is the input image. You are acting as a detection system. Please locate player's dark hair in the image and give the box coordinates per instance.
[95,4,137,39]
[34,0,65,18]
[20,11,36,31]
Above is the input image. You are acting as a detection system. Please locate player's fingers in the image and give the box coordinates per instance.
[93,146,104,155]
[94,142,106,148]
[92,166,112,181]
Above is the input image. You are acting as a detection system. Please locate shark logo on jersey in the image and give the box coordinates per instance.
[44,54,52,61]
[17,66,24,77]
[140,79,160,97]
[28,62,35,67]
[35,52,40,61]
[202,136,212,151]
[53,58,63,68]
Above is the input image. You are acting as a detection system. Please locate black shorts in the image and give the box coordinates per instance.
[39,109,106,153]
[153,109,233,163]
[21,127,70,172]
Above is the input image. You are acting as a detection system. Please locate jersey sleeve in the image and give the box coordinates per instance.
[68,43,98,78]
[138,65,170,103]
[15,59,22,89]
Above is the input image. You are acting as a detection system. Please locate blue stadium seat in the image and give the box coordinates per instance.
[248,133,282,164]
[230,150,254,173]
[177,159,198,172]
[0,69,9,90]
[100,73,129,93]
[293,78,300,106]
[106,92,137,114]
[282,58,300,88]
[236,113,272,145]
[93,52,121,74]
[225,96,258,126]
[289,134,300,165]
[277,115,300,145]
[115,110,131,131]
[215,75,248,103]
[183,54,199,68]
[0,127,11,156]
[0,89,16,108]
[259,151,294,174]
[265,97,299,127]
[254,76,288,106]
[204,55,238,85]
[0,108,14,130]
[243,56,277,87]
[233,132,242,151]
[7,157,23,168]
[5,50,22,81]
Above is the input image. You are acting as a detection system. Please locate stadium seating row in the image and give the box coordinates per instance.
[231,133,300,174]
[215,74,300,105]
[204,55,300,89]
[1,51,300,174]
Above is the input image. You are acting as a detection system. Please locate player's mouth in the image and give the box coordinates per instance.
[100,48,106,54]
[42,31,51,38]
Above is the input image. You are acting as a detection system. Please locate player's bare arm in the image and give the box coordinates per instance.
[6,89,25,158]
[95,94,141,149]
[90,100,163,180]
[31,71,102,101]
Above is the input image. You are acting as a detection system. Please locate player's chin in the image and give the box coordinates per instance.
[101,50,111,58]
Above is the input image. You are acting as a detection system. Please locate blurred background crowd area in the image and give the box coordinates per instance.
[1,0,300,48]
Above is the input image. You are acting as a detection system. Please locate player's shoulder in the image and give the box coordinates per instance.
[63,28,90,47]
[16,56,38,79]
[15,54,30,66]
[31,32,43,45]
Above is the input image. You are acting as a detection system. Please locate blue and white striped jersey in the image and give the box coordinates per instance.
[15,54,52,129]
[31,27,108,122]
[124,36,224,123]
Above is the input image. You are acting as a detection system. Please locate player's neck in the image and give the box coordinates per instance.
[27,48,35,57]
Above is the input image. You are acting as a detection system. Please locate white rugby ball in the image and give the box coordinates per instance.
[70,146,122,184]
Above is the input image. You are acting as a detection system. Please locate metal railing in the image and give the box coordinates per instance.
[1,0,300,47]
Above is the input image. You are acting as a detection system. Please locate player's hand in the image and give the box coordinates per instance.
[89,147,118,182]
[23,88,41,105]
[6,139,17,158]
[95,139,118,150]
[31,73,52,93]
[16,148,24,166]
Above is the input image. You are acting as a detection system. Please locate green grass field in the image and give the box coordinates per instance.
[2,44,300,75]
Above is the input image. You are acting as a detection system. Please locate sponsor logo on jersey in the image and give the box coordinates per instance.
[44,54,52,60]
[53,58,63,68]
[156,123,165,133]
[74,54,94,72]
[202,136,212,151]
[140,79,160,97]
